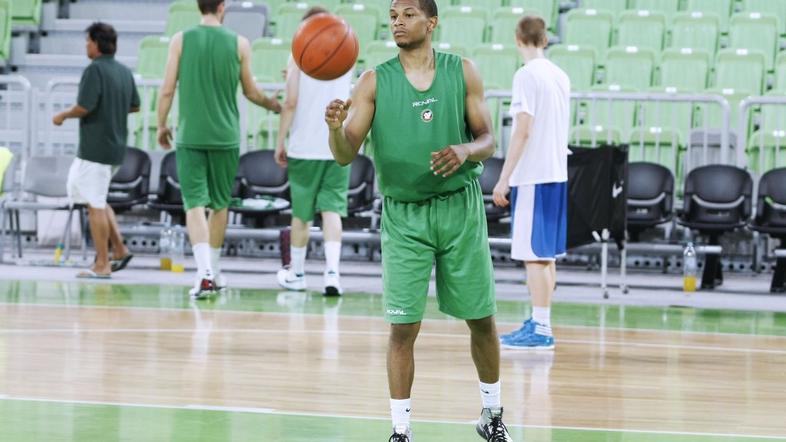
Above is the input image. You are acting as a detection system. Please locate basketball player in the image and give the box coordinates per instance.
[325,1,511,440]
[275,6,353,296]
[492,16,570,350]
[157,0,281,299]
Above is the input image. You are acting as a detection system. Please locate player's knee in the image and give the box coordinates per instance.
[389,323,420,348]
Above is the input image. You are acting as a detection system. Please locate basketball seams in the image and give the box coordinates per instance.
[296,21,345,74]
[306,26,353,79]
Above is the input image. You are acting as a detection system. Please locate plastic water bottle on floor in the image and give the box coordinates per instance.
[159,227,173,270]
[171,227,186,273]
[683,242,698,293]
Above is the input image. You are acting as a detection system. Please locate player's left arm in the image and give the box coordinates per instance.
[430,58,496,178]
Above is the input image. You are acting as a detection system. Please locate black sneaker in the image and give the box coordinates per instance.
[389,425,413,441]
[189,276,216,300]
[476,408,512,442]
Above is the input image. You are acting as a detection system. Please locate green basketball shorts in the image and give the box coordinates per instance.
[287,158,350,223]
[381,179,497,324]
[176,147,239,211]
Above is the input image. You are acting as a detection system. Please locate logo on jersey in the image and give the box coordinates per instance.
[421,109,434,123]
[412,97,438,108]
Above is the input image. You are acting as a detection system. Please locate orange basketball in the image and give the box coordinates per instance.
[292,13,359,81]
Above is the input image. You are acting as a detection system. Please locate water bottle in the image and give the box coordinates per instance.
[171,227,186,273]
[683,242,698,293]
[159,227,172,270]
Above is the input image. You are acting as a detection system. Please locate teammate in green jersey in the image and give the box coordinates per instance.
[157,0,281,299]
[325,1,512,441]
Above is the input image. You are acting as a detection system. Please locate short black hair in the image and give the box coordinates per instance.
[85,22,117,55]
[391,0,438,18]
[198,0,224,15]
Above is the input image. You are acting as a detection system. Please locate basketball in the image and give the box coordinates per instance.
[291,13,359,81]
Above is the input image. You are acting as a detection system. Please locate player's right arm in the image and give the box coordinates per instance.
[239,37,282,113]
[156,32,182,150]
[326,69,376,166]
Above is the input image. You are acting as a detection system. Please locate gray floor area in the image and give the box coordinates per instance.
[1,250,784,313]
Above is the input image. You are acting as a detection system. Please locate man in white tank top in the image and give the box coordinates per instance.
[275,7,354,296]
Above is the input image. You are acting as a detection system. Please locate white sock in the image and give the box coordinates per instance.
[324,241,341,274]
[390,398,411,430]
[291,246,306,276]
[210,247,222,276]
[192,243,213,279]
[532,306,551,328]
[479,381,501,409]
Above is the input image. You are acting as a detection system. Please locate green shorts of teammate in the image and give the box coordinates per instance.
[288,158,350,223]
[176,147,239,211]
[381,179,497,324]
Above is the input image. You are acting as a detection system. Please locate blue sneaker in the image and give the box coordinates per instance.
[499,318,534,342]
[501,321,555,350]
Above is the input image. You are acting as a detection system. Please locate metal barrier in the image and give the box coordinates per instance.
[738,95,786,175]
[486,89,733,182]
[40,78,284,154]
[0,75,33,170]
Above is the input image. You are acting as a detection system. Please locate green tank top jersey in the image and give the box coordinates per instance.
[177,25,241,150]
[371,51,483,203]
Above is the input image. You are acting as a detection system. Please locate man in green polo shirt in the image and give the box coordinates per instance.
[53,22,140,279]
[157,0,281,299]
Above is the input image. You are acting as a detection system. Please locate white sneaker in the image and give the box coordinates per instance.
[189,272,216,300]
[277,267,307,291]
[389,425,413,441]
[323,270,343,296]
[214,273,227,292]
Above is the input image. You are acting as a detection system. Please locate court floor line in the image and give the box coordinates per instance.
[0,395,783,441]
[1,327,785,355]
[3,301,785,340]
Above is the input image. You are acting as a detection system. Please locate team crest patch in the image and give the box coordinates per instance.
[421,109,434,123]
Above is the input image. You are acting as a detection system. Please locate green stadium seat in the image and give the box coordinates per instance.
[685,0,733,34]
[628,126,681,170]
[638,87,695,147]
[775,52,786,92]
[714,48,767,94]
[491,7,527,46]
[578,84,638,141]
[455,0,505,8]
[570,125,623,147]
[741,0,786,36]
[166,1,201,36]
[670,12,720,55]
[251,38,292,82]
[336,4,381,43]
[631,0,679,22]
[275,2,311,40]
[604,46,656,90]
[564,9,614,63]
[617,10,667,52]
[434,41,468,57]
[728,12,779,71]
[548,44,596,91]
[508,0,559,32]
[362,40,398,70]
[696,88,750,136]
[579,0,628,16]
[438,6,487,48]
[658,48,710,91]
[136,36,171,80]
[10,0,40,27]
[471,44,521,89]
[747,131,786,174]
[0,0,10,62]
[759,92,786,134]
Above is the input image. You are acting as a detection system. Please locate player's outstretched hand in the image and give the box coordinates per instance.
[157,126,173,150]
[431,145,469,178]
[492,179,510,207]
[325,99,352,131]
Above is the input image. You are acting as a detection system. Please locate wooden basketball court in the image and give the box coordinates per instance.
[0,280,784,441]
